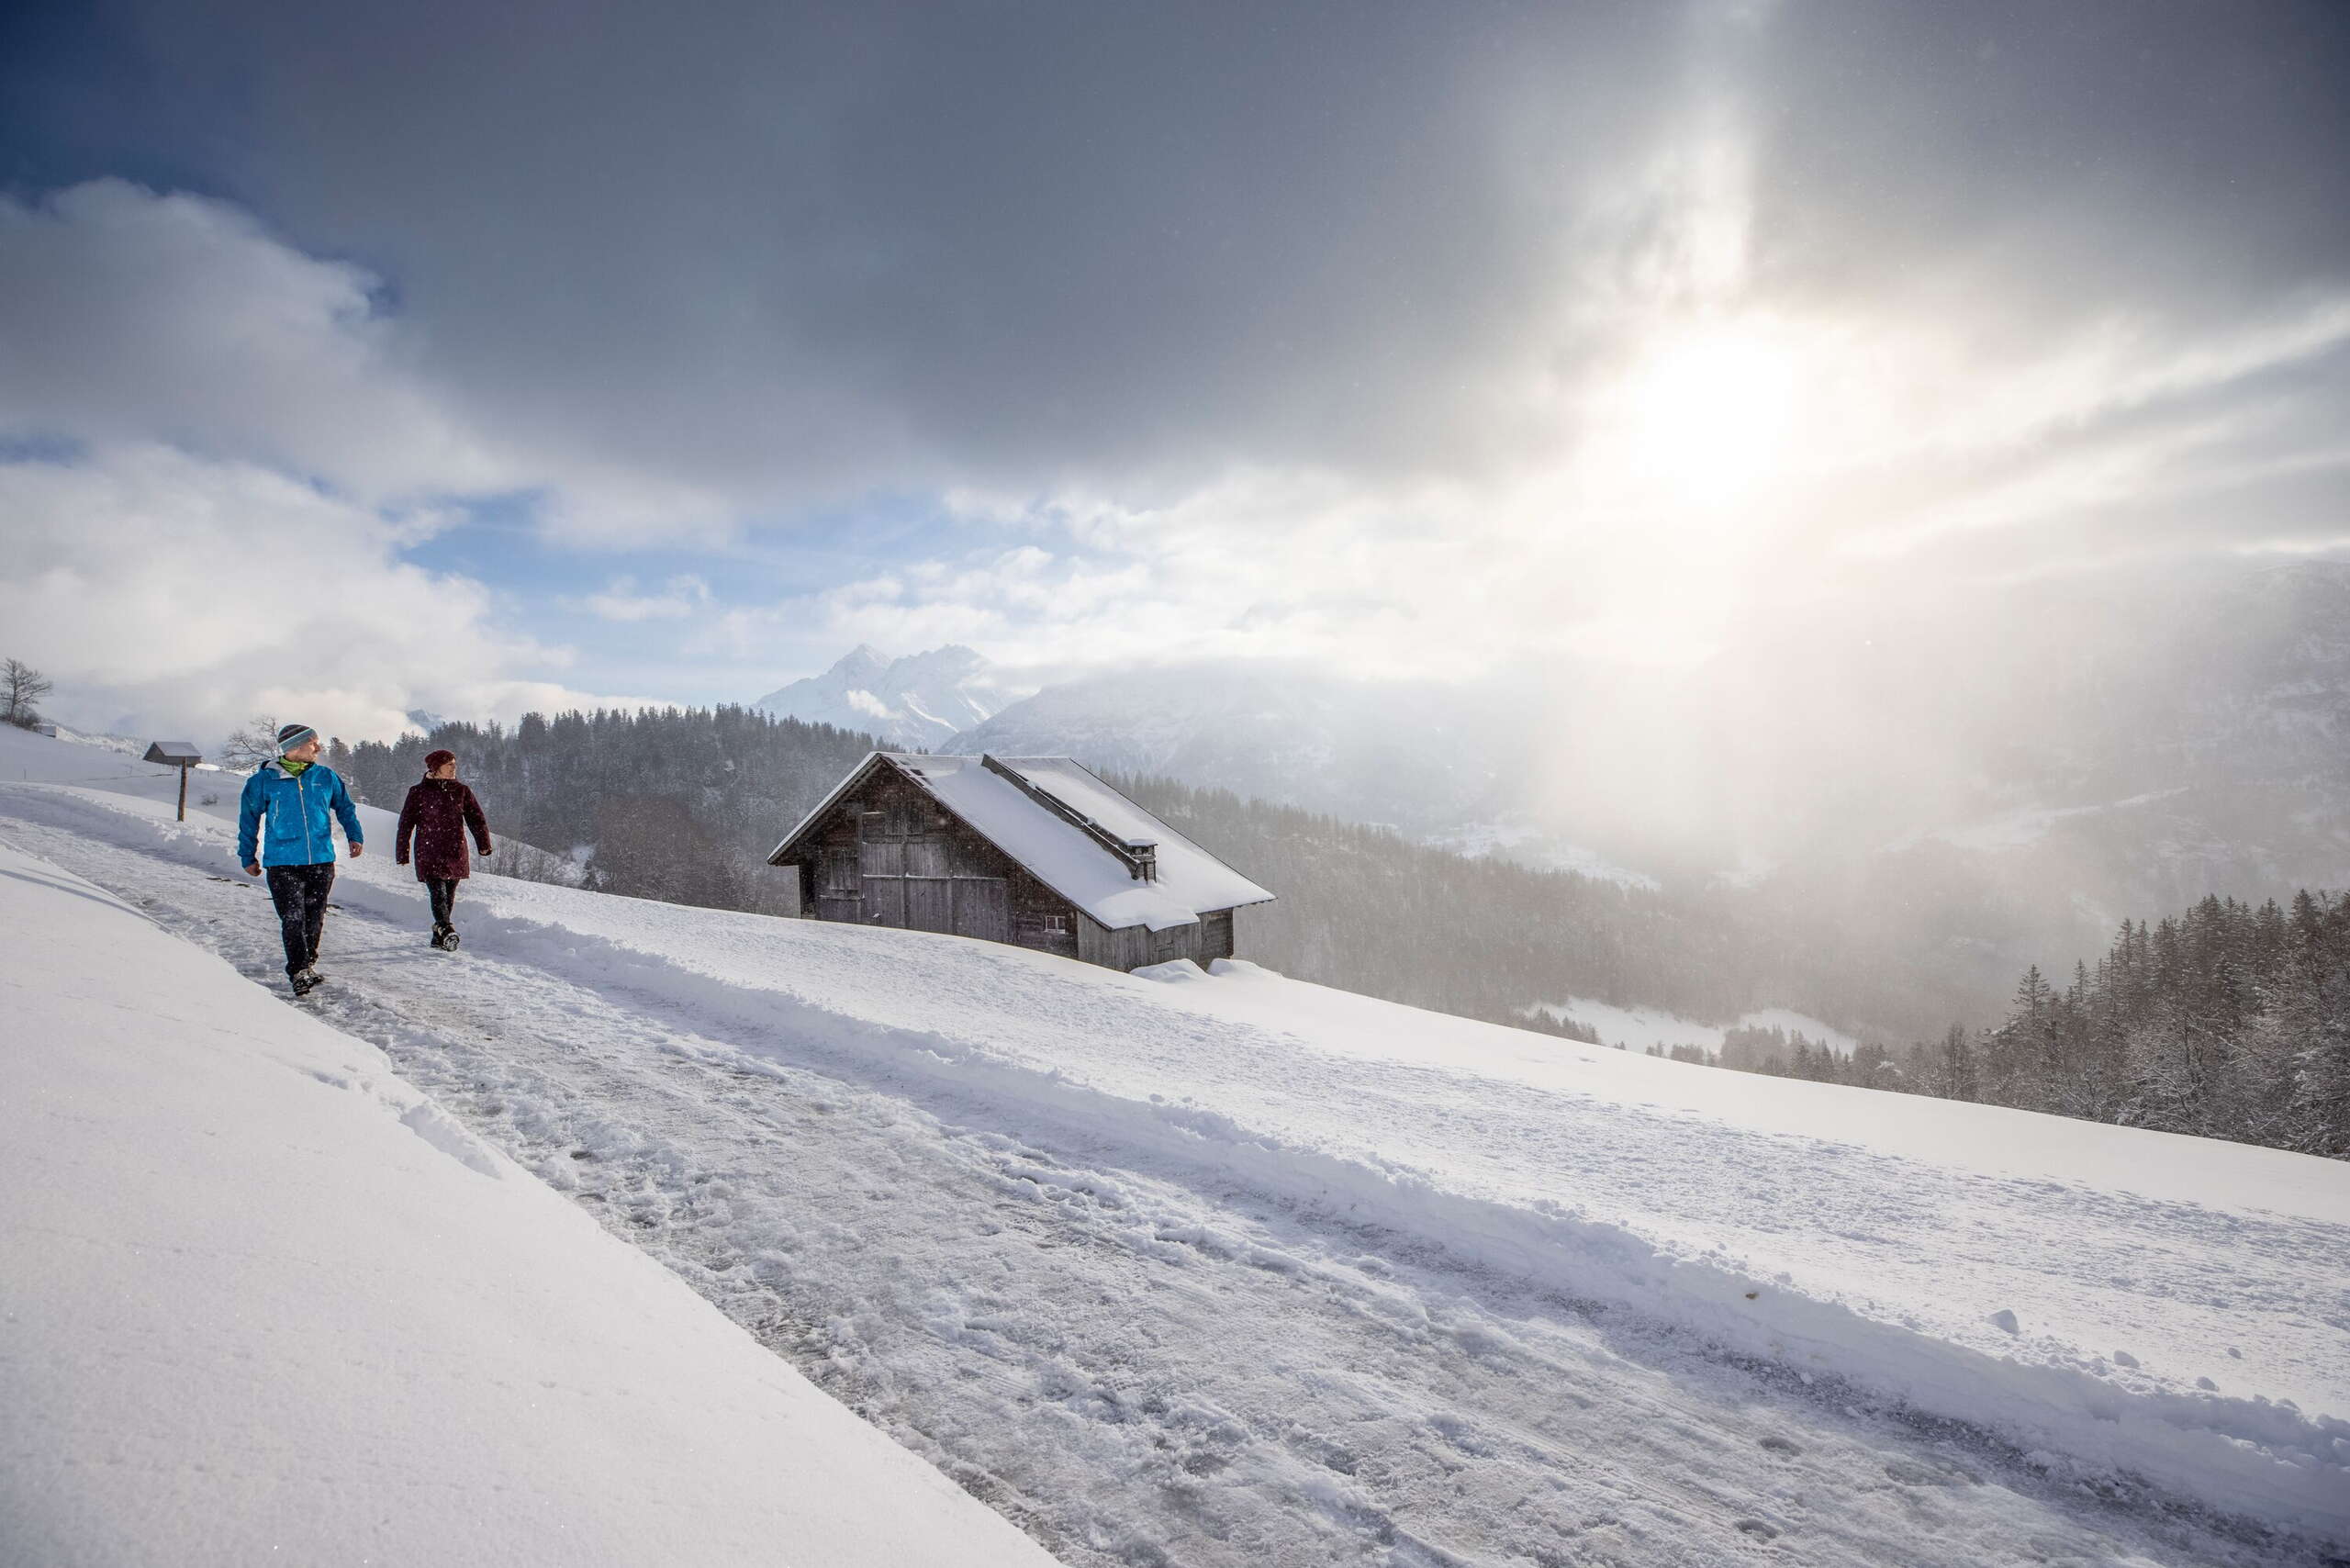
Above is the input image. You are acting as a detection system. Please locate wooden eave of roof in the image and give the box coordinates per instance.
[764,750,896,867]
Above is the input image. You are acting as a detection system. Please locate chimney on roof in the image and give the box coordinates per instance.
[1124,838,1158,881]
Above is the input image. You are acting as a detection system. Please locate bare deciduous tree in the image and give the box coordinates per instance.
[3,658,53,728]
[219,715,285,770]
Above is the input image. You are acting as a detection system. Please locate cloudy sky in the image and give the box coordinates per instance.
[2,0,2346,745]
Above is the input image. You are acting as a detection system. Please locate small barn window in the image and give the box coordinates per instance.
[823,847,859,894]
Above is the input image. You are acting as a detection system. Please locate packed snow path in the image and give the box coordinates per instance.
[2,778,2343,1567]
[0,839,1057,1568]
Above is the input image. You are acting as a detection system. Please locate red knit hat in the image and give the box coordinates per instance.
[424,749,457,772]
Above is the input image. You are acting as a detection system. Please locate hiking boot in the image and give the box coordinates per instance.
[290,969,322,997]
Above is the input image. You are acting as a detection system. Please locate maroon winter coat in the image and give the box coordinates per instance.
[395,778,493,880]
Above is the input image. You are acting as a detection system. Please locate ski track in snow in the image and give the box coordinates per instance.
[0,783,2336,1568]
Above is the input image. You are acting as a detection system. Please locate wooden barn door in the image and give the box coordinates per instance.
[849,779,1016,944]
[952,878,1011,943]
[816,842,863,923]
[859,826,906,925]
[902,835,954,933]
[902,879,949,932]
[946,834,1008,943]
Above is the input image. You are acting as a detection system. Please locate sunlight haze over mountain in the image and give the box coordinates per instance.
[3,1,2345,866]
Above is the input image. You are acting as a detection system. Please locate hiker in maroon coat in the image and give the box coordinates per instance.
[395,749,494,950]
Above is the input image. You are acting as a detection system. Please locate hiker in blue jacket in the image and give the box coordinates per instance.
[238,722,364,996]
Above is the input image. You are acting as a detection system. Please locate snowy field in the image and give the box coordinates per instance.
[3,726,2347,1566]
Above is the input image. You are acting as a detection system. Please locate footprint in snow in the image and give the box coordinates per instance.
[1884,1457,1978,1487]
[1758,1435,1801,1457]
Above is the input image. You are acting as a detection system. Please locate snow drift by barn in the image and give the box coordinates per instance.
[768,753,1273,969]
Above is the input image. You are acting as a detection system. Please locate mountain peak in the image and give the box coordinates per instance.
[896,644,985,677]
[753,644,1009,747]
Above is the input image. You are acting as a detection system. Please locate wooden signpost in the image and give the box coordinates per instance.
[142,741,203,822]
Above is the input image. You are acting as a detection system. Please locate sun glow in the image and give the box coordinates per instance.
[1617,327,1800,508]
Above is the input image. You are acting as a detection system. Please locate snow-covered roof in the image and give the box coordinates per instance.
[142,741,202,764]
[770,753,1273,933]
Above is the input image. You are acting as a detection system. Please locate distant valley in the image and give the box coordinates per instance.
[750,561,2350,1038]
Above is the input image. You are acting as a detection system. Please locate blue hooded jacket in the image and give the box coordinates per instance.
[238,759,364,868]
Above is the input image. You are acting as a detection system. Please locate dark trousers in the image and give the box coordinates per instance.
[265,863,336,976]
[427,879,459,928]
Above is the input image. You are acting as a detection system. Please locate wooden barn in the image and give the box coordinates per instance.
[767,753,1274,971]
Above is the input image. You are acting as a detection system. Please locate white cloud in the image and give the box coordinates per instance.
[740,272,2350,687]
[0,443,627,745]
[0,182,509,503]
[578,575,714,622]
[0,182,666,739]
[766,114,2350,692]
[5,166,2343,724]
[0,180,744,549]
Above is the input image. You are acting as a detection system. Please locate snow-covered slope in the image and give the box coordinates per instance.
[752,644,1007,748]
[0,834,1054,1567]
[2,727,2344,1564]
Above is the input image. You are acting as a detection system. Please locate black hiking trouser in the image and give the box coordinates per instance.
[426,878,459,929]
[265,863,336,976]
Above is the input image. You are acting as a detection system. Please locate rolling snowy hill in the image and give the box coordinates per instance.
[3,723,2345,1566]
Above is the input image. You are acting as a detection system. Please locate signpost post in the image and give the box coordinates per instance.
[142,742,204,822]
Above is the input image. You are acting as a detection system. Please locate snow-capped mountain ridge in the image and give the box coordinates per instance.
[950,658,1517,837]
[752,644,1009,748]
